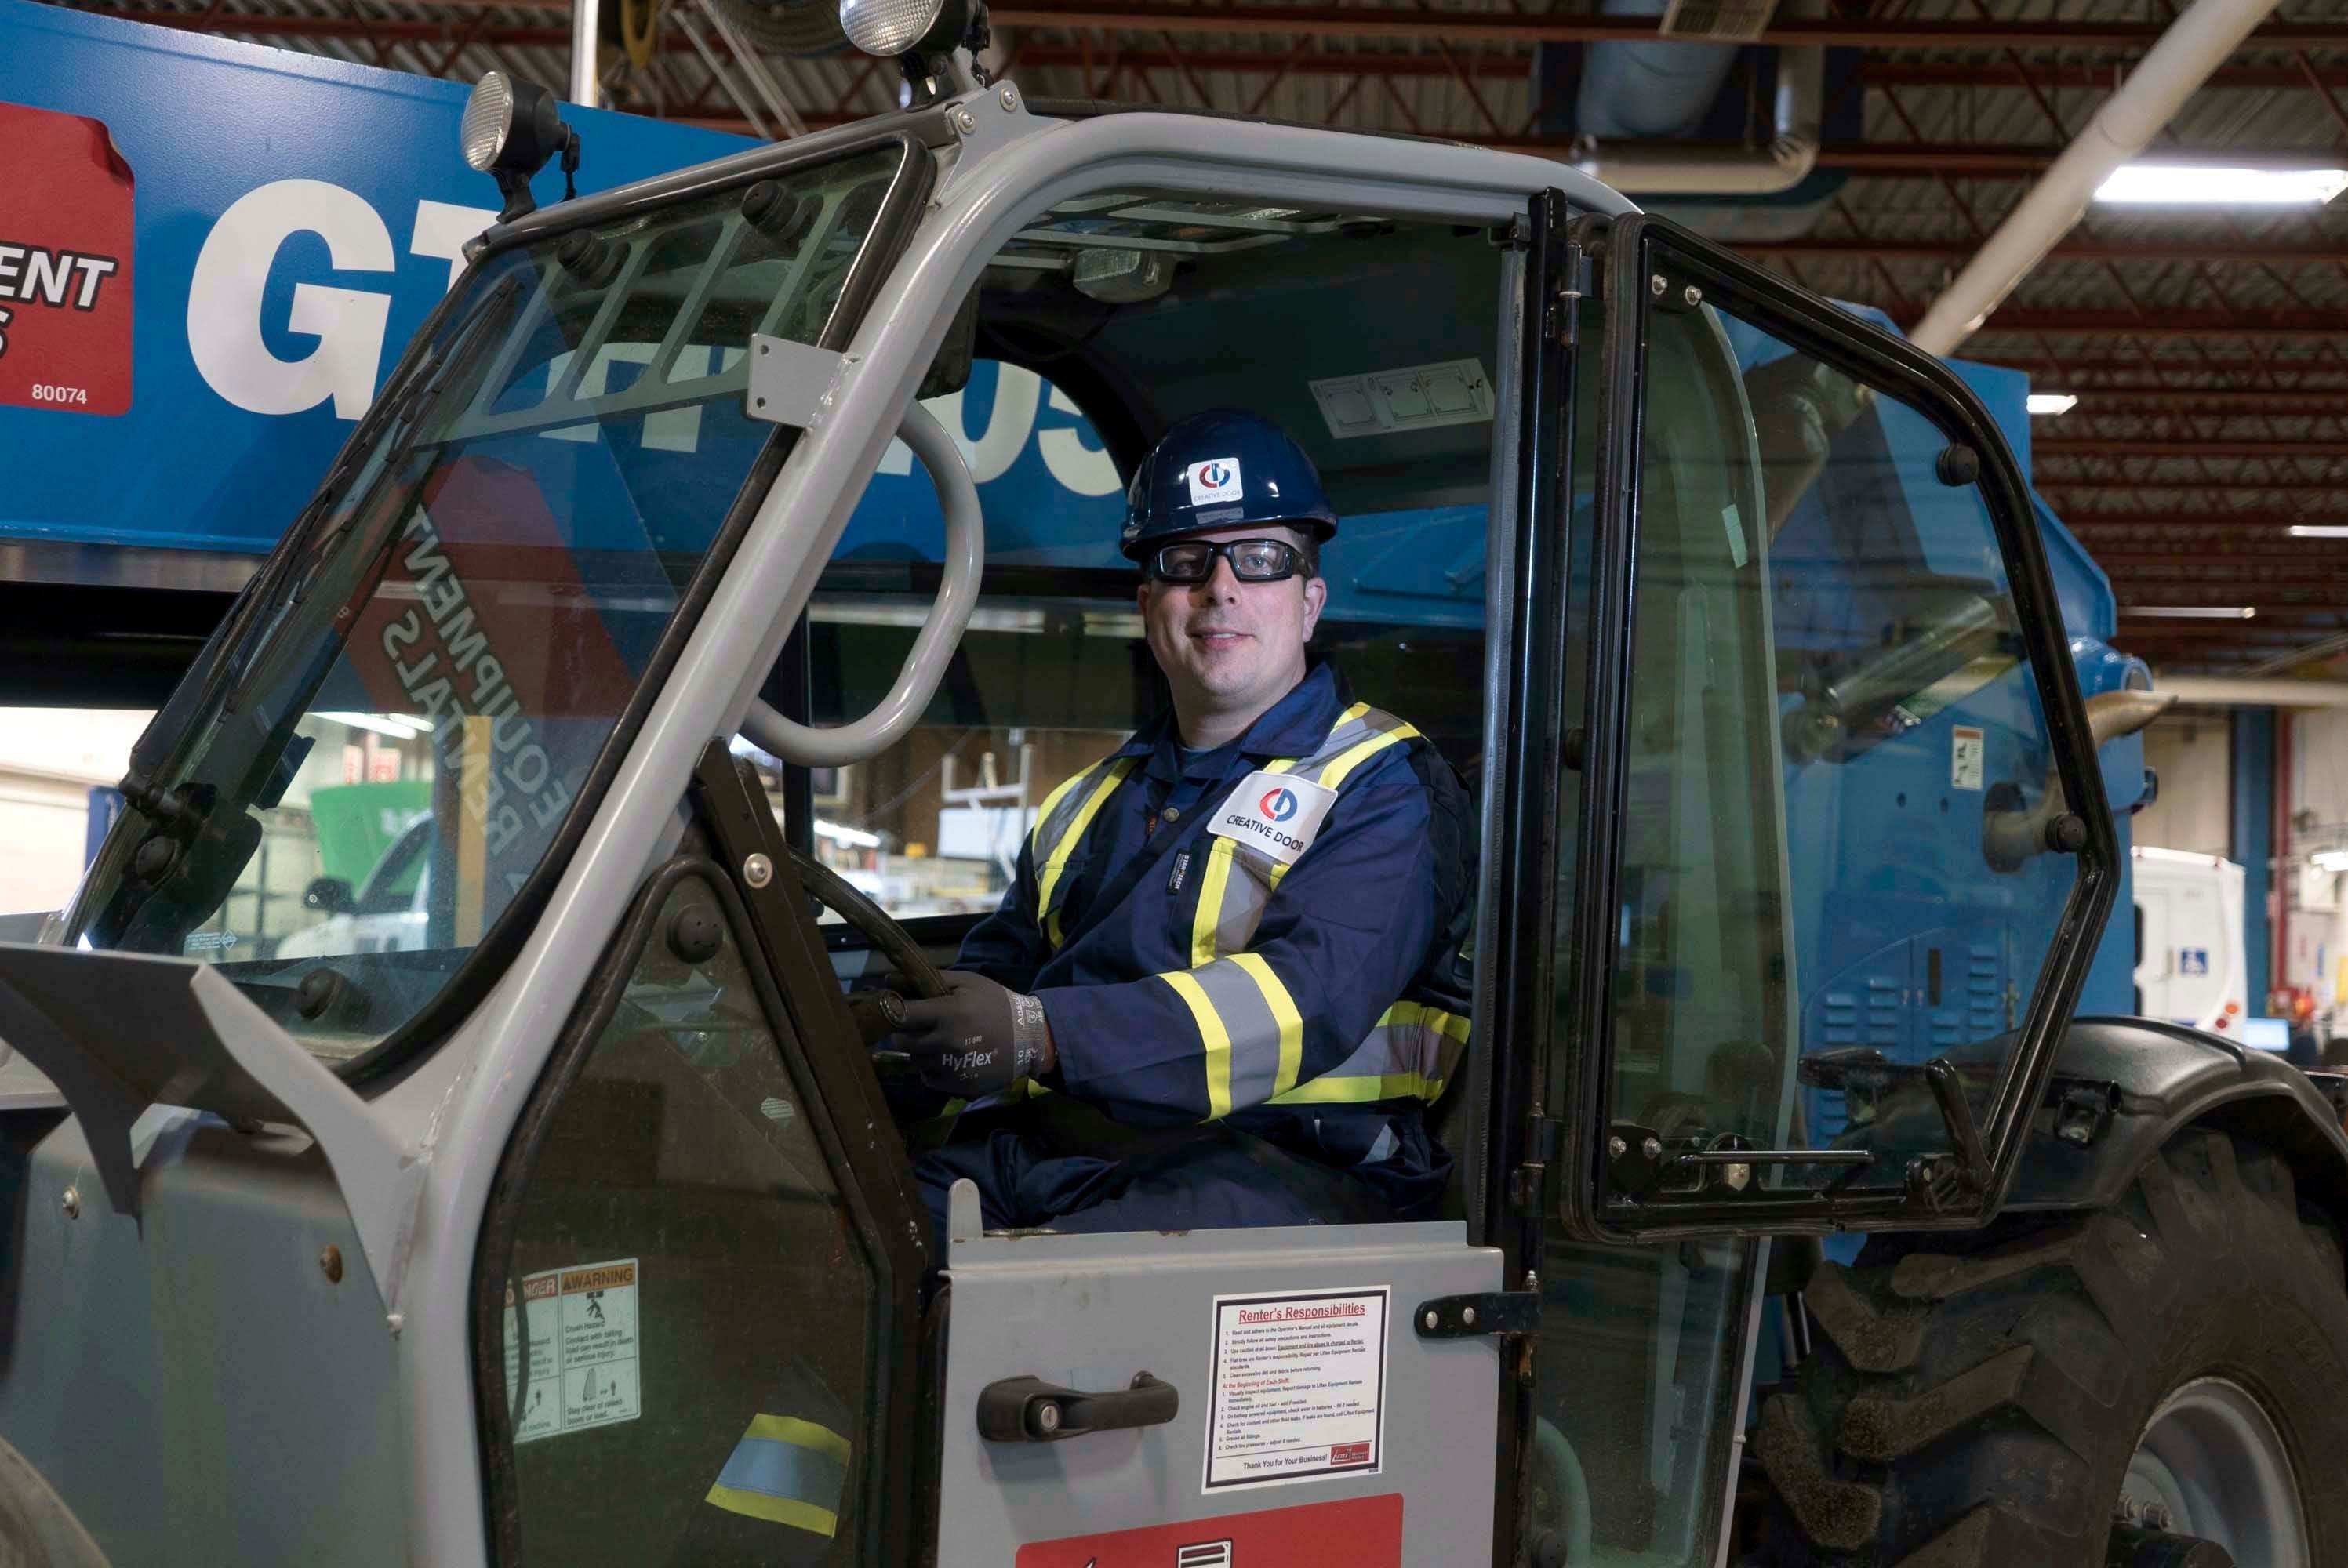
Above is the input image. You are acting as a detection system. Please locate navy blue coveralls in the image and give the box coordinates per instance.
[910,660,1476,1239]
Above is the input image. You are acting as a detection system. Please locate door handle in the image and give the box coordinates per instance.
[976,1372,1179,1443]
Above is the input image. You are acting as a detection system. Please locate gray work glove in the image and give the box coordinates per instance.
[895,971,1052,1098]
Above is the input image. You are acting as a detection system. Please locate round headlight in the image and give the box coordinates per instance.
[462,72,517,173]
[839,0,947,56]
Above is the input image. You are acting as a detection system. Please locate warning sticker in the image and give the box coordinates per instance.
[1950,725,1986,791]
[502,1258,642,1443]
[1205,1288,1387,1492]
[1016,1494,1403,1566]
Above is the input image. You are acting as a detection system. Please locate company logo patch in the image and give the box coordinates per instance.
[1186,456,1243,506]
[1209,771,1337,868]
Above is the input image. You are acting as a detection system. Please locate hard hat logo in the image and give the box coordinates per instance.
[1121,409,1338,561]
[1260,786,1299,822]
[1187,457,1245,506]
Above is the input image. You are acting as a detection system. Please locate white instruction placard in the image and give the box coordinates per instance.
[501,1257,642,1443]
[1205,1287,1388,1492]
[1951,724,1986,791]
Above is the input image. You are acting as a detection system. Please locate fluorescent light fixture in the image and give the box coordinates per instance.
[2119,605,2258,619]
[2026,393,2078,416]
[2288,524,2348,539]
[815,818,882,849]
[2094,162,2348,206]
[2314,849,2348,873]
[319,711,430,739]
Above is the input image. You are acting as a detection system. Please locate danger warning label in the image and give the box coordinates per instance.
[502,1257,642,1442]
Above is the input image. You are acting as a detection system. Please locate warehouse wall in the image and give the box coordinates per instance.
[2134,714,2232,860]
[2286,708,2348,1020]
[0,709,150,917]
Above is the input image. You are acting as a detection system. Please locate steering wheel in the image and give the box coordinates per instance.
[786,844,944,1001]
[781,845,954,1110]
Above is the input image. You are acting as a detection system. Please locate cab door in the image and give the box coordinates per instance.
[934,1210,1502,1564]
[470,743,932,1567]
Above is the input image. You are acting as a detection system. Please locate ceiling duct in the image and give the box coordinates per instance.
[1565,0,1821,195]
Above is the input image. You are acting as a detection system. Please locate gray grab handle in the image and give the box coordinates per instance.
[740,398,983,766]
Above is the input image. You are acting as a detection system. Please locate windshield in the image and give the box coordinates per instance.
[67,142,910,1066]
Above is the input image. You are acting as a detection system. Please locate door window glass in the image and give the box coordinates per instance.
[1534,294,1756,1568]
[1587,298,2076,1191]
[484,870,879,1565]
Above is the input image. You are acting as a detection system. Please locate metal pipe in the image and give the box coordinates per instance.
[983,3,2348,52]
[571,0,600,106]
[1908,0,2285,357]
[1565,0,1823,194]
[2157,677,2348,707]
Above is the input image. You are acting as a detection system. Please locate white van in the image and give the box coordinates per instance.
[2132,845,2249,1034]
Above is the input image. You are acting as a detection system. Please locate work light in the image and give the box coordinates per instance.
[839,0,969,61]
[460,71,579,223]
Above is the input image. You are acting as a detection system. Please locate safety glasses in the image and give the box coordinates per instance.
[1147,537,1310,584]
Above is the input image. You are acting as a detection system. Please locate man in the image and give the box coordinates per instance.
[894,408,1475,1238]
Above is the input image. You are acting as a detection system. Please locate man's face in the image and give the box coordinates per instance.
[1136,522,1328,722]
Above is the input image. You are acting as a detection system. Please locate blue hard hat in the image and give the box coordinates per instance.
[1119,409,1338,561]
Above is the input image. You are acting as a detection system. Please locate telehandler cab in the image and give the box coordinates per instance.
[6,9,2348,1566]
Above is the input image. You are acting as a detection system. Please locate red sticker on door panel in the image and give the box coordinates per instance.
[1015,1493,1402,1567]
[0,101,134,416]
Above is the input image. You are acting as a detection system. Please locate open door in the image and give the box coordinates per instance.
[1554,214,2117,1241]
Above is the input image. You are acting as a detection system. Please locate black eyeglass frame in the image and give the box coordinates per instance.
[1143,536,1318,585]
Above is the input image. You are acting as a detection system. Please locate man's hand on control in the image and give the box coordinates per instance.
[896,971,1057,1098]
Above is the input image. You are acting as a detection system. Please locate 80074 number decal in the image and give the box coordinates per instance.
[0,103,135,416]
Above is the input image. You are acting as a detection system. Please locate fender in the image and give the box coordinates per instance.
[2001,1016,2348,1224]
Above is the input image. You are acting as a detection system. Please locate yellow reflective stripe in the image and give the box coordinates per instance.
[1027,766,1092,859]
[1228,952,1305,1098]
[1190,838,1239,967]
[1190,757,1298,964]
[1039,759,1135,949]
[1159,968,1234,1119]
[703,1485,839,1536]
[1315,723,1421,789]
[1264,1002,1467,1106]
[1384,1000,1474,1045]
[743,1414,852,1466]
[1268,1073,1445,1105]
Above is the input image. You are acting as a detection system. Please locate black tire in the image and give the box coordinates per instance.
[0,1435,110,1568]
[1756,1128,2348,1566]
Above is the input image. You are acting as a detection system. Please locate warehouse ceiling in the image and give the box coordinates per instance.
[43,0,2348,675]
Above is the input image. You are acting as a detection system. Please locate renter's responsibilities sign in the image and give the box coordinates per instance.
[0,101,132,416]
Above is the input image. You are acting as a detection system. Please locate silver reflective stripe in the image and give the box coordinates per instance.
[1032,757,1136,949]
[1190,956,1287,1113]
[1189,703,1419,962]
[1267,1001,1469,1106]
